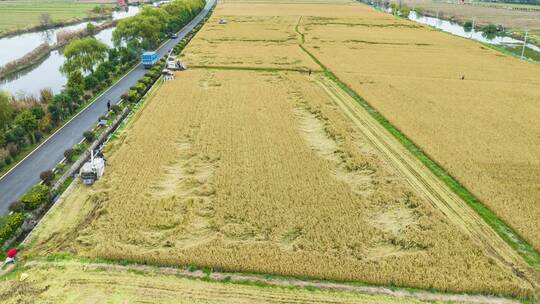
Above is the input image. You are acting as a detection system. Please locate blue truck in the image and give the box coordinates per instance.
[141,51,159,69]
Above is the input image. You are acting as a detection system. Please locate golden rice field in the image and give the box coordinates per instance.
[292,3,540,252]
[181,9,320,71]
[28,68,535,298]
[20,0,540,301]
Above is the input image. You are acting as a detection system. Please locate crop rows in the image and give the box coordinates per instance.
[31,69,534,297]
[298,5,540,253]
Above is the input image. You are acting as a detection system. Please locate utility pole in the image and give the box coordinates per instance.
[521,30,528,60]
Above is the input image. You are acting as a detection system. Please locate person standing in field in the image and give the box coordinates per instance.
[0,248,18,268]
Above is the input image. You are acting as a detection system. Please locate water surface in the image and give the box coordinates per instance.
[0,6,139,97]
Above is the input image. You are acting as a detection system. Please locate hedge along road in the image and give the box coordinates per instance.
[0,0,216,214]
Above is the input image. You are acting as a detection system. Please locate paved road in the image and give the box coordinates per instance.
[0,0,215,214]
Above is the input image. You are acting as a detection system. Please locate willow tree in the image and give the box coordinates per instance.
[61,37,109,75]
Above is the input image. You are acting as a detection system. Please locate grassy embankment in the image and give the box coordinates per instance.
[0,0,111,37]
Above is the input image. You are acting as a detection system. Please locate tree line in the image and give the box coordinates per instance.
[0,0,205,171]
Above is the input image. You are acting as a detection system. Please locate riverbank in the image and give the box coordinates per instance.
[381,0,540,44]
[0,16,111,40]
[0,44,51,80]
[0,0,114,38]
[417,9,539,46]
[0,6,139,95]
[0,21,117,81]
[365,1,540,62]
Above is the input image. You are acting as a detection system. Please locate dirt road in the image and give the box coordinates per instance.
[313,75,540,292]
[21,260,520,304]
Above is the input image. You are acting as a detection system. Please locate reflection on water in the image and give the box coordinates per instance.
[408,11,540,52]
[0,6,139,97]
[95,27,115,48]
[0,22,90,66]
[0,50,66,96]
[112,6,140,20]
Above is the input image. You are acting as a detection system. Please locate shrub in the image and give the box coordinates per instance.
[34,130,43,142]
[8,145,18,158]
[481,23,498,35]
[72,144,85,154]
[64,148,75,162]
[128,89,139,102]
[135,83,147,94]
[121,93,129,101]
[0,213,25,246]
[400,6,411,18]
[8,201,25,213]
[111,104,122,114]
[84,76,99,91]
[146,70,157,80]
[20,184,49,210]
[143,76,152,85]
[39,170,55,185]
[4,156,12,165]
[83,130,96,142]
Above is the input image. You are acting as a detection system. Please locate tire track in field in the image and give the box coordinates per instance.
[24,260,521,304]
[313,75,540,291]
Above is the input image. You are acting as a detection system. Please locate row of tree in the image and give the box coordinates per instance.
[0,0,206,169]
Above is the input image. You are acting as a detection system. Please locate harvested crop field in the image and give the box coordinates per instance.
[293,2,540,253]
[28,68,536,298]
[181,10,320,71]
[0,261,443,304]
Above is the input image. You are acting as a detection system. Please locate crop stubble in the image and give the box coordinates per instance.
[0,261,460,304]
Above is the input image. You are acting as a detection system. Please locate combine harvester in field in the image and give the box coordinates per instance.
[80,151,105,185]
[163,55,187,80]
[166,55,187,71]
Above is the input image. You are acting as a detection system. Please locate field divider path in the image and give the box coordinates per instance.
[313,74,540,291]
[23,260,521,304]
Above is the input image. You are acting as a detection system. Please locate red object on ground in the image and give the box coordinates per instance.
[6,248,17,258]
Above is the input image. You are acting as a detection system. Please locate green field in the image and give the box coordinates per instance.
[472,1,540,10]
[0,0,111,35]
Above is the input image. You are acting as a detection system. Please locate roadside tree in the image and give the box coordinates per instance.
[61,38,109,75]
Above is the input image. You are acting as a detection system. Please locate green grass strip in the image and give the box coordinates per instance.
[294,16,540,271]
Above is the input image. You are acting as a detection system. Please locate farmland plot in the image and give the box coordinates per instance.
[29,69,535,297]
[181,11,320,71]
[297,5,540,252]
[0,261,456,304]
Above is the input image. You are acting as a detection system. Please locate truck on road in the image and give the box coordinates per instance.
[142,51,159,68]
